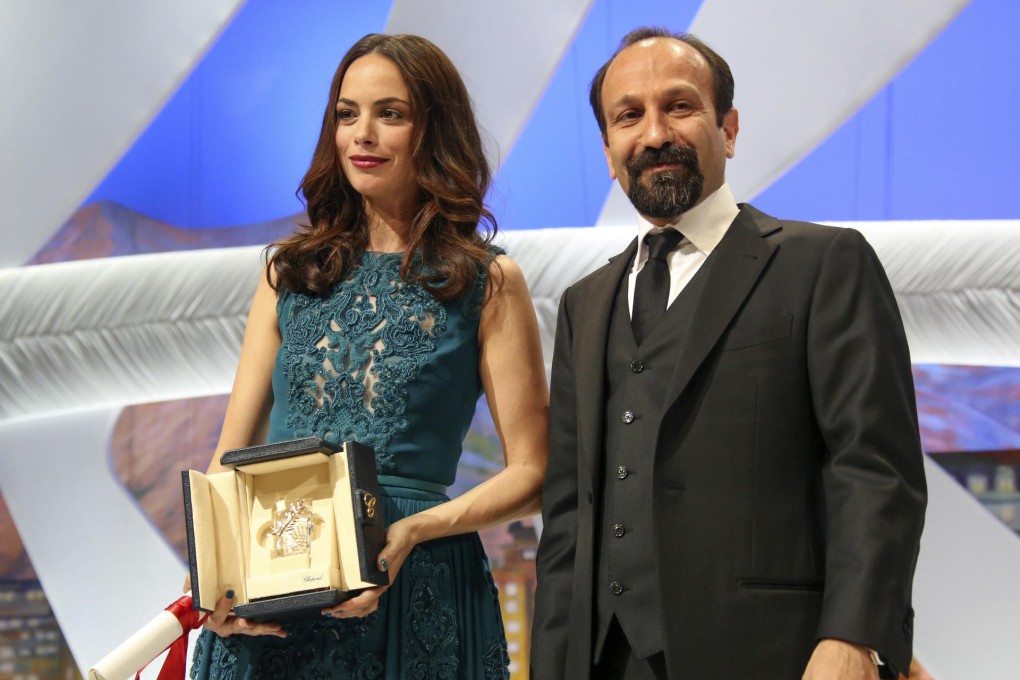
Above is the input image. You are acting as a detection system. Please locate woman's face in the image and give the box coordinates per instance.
[335,53,418,212]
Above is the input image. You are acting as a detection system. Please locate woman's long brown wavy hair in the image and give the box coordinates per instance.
[268,33,499,301]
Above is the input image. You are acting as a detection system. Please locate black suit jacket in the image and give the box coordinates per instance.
[532,205,927,679]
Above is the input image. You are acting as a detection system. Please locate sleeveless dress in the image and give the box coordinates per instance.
[190,251,510,679]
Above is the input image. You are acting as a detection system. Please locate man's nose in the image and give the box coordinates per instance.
[639,111,671,148]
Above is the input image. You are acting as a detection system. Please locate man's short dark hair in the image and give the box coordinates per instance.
[589,27,735,139]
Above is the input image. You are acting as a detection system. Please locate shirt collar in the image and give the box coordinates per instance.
[634,183,739,269]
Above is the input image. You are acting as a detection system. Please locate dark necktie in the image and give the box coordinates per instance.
[631,229,685,345]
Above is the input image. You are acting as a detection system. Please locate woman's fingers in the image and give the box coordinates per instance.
[204,589,287,638]
[234,617,288,638]
[206,589,236,627]
[321,586,386,619]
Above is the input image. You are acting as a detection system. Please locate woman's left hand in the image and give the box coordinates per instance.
[320,517,418,619]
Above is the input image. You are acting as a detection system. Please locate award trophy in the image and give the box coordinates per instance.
[182,438,387,622]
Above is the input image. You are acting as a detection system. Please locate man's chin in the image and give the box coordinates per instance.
[641,171,688,192]
[637,168,673,182]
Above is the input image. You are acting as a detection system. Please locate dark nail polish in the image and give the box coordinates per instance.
[379,558,389,571]
[225,589,235,600]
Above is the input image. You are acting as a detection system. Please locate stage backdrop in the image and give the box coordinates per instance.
[1,1,1019,679]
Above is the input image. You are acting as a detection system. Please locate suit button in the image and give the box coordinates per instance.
[616,466,628,479]
[609,581,624,596]
[612,523,625,538]
[622,411,634,424]
[630,360,644,373]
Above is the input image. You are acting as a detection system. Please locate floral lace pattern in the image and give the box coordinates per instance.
[256,612,384,679]
[404,548,459,678]
[190,634,239,680]
[280,254,448,472]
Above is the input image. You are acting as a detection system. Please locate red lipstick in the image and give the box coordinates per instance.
[349,155,387,169]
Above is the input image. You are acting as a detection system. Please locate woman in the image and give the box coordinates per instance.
[190,33,548,679]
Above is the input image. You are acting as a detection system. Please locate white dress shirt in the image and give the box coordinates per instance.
[627,183,740,314]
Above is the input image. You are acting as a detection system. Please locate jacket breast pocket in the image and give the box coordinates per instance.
[738,578,824,593]
[721,314,792,352]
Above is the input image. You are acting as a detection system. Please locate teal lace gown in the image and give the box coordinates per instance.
[190,251,510,679]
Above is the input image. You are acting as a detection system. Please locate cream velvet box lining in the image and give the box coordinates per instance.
[182,438,387,622]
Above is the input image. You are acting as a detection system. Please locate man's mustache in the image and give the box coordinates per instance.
[626,144,699,179]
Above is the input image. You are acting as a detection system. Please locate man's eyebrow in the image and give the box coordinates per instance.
[608,94,642,111]
[662,84,699,99]
[608,84,702,111]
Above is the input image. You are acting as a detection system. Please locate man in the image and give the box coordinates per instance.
[532,27,926,680]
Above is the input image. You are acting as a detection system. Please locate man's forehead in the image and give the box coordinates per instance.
[632,36,687,56]
[616,37,706,71]
[604,38,711,95]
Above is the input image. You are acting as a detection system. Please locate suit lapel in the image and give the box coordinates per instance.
[660,205,780,415]
[575,237,637,485]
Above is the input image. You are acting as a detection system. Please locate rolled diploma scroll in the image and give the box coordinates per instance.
[88,594,202,680]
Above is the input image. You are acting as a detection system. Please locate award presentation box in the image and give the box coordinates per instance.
[182,437,388,622]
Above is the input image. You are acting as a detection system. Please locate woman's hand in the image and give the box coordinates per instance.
[321,517,418,619]
[204,589,287,638]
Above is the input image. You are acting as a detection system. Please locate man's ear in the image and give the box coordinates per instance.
[603,140,618,181]
[722,108,739,159]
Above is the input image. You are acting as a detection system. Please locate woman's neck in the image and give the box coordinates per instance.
[364,200,413,253]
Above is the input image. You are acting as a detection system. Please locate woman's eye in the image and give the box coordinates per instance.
[381,109,402,120]
[337,109,355,122]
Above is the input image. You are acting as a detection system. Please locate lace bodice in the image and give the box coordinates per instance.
[266,251,491,483]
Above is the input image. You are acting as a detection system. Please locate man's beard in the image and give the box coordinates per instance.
[624,144,704,219]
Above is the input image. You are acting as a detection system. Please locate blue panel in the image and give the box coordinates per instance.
[84,0,1020,229]
[887,0,1020,220]
[492,0,705,230]
[753,0,1020,221]
[85,0,392,227]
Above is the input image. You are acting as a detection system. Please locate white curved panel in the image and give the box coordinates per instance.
[847,220,1020,365]
[698,0,970,201]
[1,221,1017,427]
[385,0,592,165]
[0,247,264,422]
[597,0,970,225]
[0,409,187,674]
[0,0,245,267]
[913,457,1020,678]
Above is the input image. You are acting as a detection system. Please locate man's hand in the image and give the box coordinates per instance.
[802,639,880,680]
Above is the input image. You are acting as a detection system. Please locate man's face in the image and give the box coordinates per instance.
[601,38,738,224]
